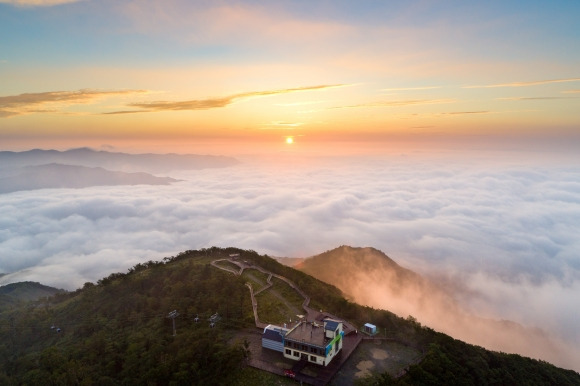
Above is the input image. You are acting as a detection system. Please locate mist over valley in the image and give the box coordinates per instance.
[1,148,579,371]
[295,246,577,371]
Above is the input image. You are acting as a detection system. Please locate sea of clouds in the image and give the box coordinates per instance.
[1,151,579,369]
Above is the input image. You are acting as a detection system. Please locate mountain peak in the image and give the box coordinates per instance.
[311,245,404,271]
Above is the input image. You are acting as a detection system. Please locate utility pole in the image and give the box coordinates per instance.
[167,310,179,336]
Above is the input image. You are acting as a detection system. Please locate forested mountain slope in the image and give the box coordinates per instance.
[0,247,578,385]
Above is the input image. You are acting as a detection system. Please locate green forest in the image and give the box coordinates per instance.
[0,247,578,385]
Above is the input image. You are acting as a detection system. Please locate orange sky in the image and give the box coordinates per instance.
[1,1,579,155]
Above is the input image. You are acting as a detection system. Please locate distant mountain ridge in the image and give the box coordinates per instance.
[0,281,65,310]
[0,147,239,193]
[0,163,180,194]
[0,147,239,173]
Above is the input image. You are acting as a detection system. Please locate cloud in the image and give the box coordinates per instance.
[562,90,580,94]
[115,84,347,114]
[1,154,579,369]
[330,99,455,109]
[100,110,146,115]
[262,121,304,128]
[1,84,349,118]
[381,86,441,92]
[0,89,148,117]
[120,2,353,51]
[498,96,579,101]
[275,101,327,107]
[439,111,490,115]
[464,77,580,88]
[0,0,82,7]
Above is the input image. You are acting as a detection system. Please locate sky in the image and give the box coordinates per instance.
[1,0,580,371]
[1,0,579,154]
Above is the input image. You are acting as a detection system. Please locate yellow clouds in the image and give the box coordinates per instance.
[0,85,347,118]
[465,77,580,88]
[0,0,81,6]
[118,84,347,114]
[0,89,148,118]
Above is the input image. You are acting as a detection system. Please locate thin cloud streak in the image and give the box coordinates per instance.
[117,84,349,114]
[0,89,148,118]
[275,101,327,107]
[382,86,441,92]
[439,111,490,115]
[101,110,147,115]
[498,96,579,101]
[330,99,455,109]
[464,77,580,88]
[262,121,304,128]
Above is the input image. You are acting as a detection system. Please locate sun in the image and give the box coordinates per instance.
[286,137,294,144]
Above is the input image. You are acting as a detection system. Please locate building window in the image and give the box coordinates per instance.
[293,351,299,357]
[285,349,291,355]
[310,355,316,362]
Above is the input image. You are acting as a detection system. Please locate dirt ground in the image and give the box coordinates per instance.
[329,339,422,385]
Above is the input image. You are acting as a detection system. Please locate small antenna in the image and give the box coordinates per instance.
[167,310,179,336]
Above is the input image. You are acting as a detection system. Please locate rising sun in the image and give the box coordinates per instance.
[286,137,294,144]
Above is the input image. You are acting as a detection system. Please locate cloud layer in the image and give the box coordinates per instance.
[1,153,579,368]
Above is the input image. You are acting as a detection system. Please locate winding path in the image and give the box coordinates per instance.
[211,258,311,328]
[211,257,365,385]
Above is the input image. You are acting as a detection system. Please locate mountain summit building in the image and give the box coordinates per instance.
[262,318,344,366]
